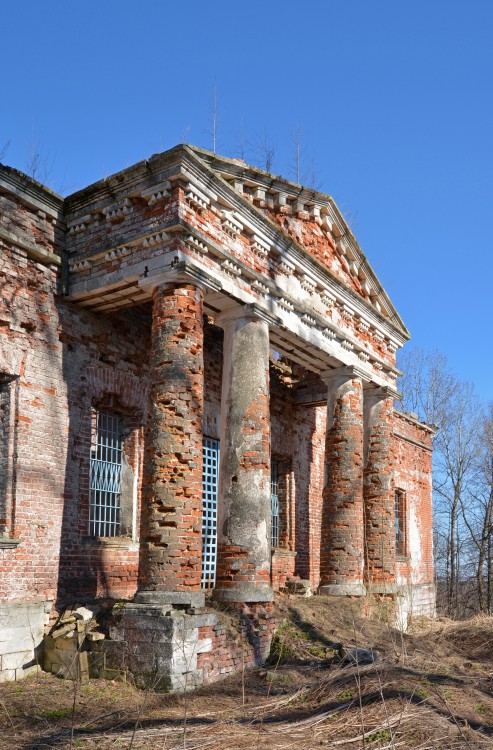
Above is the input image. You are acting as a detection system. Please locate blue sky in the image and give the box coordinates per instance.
[2,1,492,401]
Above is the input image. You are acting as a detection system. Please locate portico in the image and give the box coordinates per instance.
[0,145,436,689]
[124,257,400,606]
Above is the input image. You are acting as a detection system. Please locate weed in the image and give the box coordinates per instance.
[367,729,391,743]
[476,703,486,714]
[416,687,429,699]
[43,706,74,719]
[338,689,355,700]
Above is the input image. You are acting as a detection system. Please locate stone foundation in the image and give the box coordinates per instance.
[0,601,50,682]
[86,600,275,692]
[397,583,436,630]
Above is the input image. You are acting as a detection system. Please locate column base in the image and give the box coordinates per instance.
[212,584,274,603]
[365,583,398,595]
[134,590,205,608]
[96,602,215,691]
[318,583,366,597]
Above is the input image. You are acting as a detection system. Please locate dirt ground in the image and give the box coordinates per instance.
[2,597,493,750]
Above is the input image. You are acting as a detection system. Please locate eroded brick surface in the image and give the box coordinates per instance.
[364,395,396,585]
[0,151,435,686]
[138,284,204,592]
[320,375,365,591]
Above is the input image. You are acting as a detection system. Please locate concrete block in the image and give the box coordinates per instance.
[1,651,33,671]
[134,591,205,608]
[0,669,17,683]
[196,638,213,654]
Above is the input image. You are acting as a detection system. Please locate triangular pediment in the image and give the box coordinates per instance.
[187,145,409,340]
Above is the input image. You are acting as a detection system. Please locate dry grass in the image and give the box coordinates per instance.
[1,598,493,749]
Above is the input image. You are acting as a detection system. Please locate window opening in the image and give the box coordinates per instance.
[395,489,406,556]
[0,380,12,533]
[271,459,279,547]
[89,409,123,537]
[0,376,16,539]
[201,437,219,589]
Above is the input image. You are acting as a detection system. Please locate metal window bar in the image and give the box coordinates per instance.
[395,490,406,555]
[271,459,279,548]
[201,437,219,590]
[89,409,123,537]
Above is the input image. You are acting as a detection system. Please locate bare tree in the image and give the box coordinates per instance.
[208,82,219,153]
[0,139,10,163]
[255,129,276,173]
[291,125,305,183]
[237,115,247,161]
[398,348,481,617]
[25,127,54,184]
[459,403,493,613]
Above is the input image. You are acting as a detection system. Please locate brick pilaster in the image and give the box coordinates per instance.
[137,282,204,597]
[363,389,396,591]
[319,367,366,596]
[212,306,273,603]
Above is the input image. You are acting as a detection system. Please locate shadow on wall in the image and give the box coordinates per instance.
[56,302,152,607]
[293,393,326,589]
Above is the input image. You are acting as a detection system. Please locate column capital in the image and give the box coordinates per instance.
[364,384,400,401]
[139,262,210,295]
[320,364,371,386]
[214,303,277,330]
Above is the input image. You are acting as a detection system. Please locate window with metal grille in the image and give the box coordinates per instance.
[0,379,12,534]
[395,489,406,556]
[271,459,279,547]
[89,409,123,537]
[201,437,219,589]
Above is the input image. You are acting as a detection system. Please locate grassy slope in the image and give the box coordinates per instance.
[1,597,493,749]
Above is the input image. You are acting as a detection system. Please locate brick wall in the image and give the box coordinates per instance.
[392,411,434,595]
[196,603,277,683]
[292,403,326,588]
[271,550,297,592]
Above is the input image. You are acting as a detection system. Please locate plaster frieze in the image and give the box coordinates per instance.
[301,313,317,327]
[103,198,133,222]
[252,279,270,296]
[184,184,210,212]
[67,215,92,234]
[300,273,318,294]
[251,234,271,256]
[221,211,243,238]
[140,180,171,205]
[221,259,242,277]
[143,231,169,248]
[185,234,209,255]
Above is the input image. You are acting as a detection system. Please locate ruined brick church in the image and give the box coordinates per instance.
[0,145,434,688]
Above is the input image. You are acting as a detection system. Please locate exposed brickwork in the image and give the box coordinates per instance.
[393,412,434,594]
[197,603,277,682]
[271,551,297,592]
[292,404,326,588]
[320,373,365,591]
[364,394,396,586]
[203,321,223,440]
[0,152,435,685]
[138,283,204,592]
[266,209,363,296]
